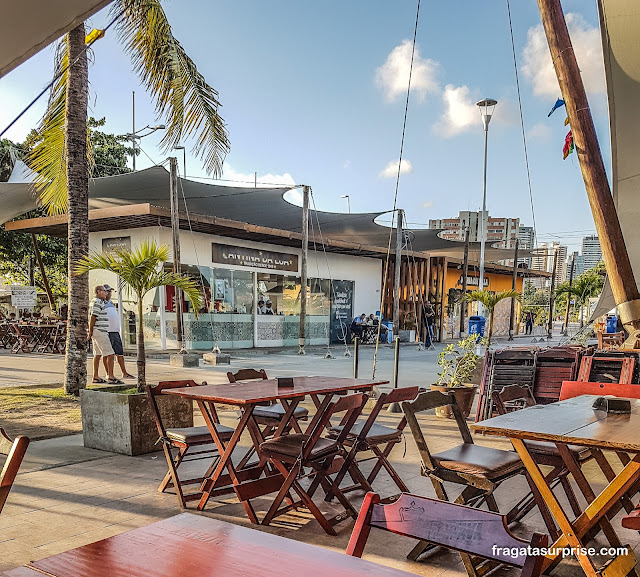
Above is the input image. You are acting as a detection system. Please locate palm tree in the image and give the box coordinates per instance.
[75,240,203,392]
[555,273,603,327]
[465,290,521,346]
[28,1,230,394]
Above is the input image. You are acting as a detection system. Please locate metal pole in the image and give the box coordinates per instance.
[393,209,403,335]
[508,239,520,340]
[132,91,136,172]
[298,185,309,355]
[478,125,489,297]
[353,336,359,378]
[460,227,470,336]
[547,249,558,340]
[563,252,576,335]
[182,148,186,179]
[388,336,402,413]
[169,157,184,352]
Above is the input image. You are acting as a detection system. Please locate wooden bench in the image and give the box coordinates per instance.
[347,492,547,577]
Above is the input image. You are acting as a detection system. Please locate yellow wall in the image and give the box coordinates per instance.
[444,268,524,294]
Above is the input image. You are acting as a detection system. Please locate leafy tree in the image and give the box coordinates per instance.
[28,1,230,395]
[466,289,521,346]
[88,117,135,177]
[555,269,604,327]
[75,241,202,391]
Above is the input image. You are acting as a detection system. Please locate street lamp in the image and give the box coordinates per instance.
[126,124,165,171]
[476,98,497,304]
[340,195,351,213]
[173,145,186,178]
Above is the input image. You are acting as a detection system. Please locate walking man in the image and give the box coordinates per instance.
[88,285,121,384]
[97,285,134,379]
[525,311,534,335]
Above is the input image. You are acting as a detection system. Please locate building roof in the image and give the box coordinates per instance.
[2,166,537,262]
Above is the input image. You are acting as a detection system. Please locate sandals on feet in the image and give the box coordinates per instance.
[108,378,124,384]
[92,377,106,383]
[122,373,135,379]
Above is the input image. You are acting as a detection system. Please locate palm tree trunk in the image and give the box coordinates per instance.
[63,24,89,396]
[136,298,146,392]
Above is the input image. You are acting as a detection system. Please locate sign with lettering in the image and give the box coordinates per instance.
[330,280,354,344]
[102,236,131,253]
[212,242,298,272]
[11,286,37,307]
[458,275,489,288]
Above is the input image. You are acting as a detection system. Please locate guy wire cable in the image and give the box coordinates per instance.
[372,0,421,379]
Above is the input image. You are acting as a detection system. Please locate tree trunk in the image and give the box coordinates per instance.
[136,298,146,392]
[487,310,494,347]
[63,24,89,396]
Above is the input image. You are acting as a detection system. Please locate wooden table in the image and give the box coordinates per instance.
[472,395,640,577]
[3,513,416,577]
[162,376,388,521]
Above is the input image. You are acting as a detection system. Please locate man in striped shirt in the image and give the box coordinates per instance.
[88,285,121,384]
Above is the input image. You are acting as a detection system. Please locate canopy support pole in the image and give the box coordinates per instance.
[298,185,309,355]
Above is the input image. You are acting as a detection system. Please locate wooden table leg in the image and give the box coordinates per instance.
[511,438,600,577]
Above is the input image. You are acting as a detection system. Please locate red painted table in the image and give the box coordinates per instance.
[4,513,415,577]
[161,376,388,520]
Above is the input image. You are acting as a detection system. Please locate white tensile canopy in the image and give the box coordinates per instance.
[0,0,112,79]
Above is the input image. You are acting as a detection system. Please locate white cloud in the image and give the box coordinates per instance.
[379,159,413,179]
[376,40,439,102]
[433,85,479,137]
[422,201,434,209]
[343,160,351,169]
[522,13,605,99]
[528,123,552,141]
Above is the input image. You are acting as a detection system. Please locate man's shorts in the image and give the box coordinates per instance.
[92,329,114,356]
[108,332,124,356]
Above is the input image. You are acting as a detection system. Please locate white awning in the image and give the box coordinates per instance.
[0,0,112,78]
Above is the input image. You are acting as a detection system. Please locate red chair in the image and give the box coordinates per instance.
[0,428,30,515]
[347,492,547,577]
[147,380,234,508]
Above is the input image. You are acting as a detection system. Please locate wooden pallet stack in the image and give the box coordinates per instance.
[532,346,582,404]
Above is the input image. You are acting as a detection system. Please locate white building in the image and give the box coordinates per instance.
[581,235,602,271]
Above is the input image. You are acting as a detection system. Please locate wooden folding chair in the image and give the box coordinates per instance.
[328,386,420,498]
[147,380,234,508]
[9,325,31,353]
[347,492,547,577]
[402,390,552,559]
[1,428,30,515]
[259,392,368,535]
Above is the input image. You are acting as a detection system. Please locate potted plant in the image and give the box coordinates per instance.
[75,240,204,455]
[431,333,487,418]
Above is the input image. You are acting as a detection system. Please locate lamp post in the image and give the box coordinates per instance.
[340,195,351,213]
[476,98,497,308]
[173,145,186,178]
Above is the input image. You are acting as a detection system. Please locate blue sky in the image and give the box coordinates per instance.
[0,0,607,252]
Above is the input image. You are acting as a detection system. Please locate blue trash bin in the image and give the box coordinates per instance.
[468,315,486,336]
[606,315,618,334]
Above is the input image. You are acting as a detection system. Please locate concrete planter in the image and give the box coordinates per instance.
[80,387,193,456]
[398,329,416,343]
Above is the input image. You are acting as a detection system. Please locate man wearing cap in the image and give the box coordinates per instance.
[257,299,266,314]
[88,285,121,384]
[98,285,134,379]
[264,300,274,315]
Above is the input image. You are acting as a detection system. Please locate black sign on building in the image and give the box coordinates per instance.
[330,280,354,344]
[212,242,298,272]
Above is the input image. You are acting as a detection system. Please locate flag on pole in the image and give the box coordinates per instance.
[563,130,574,159]
[548,98,565,117]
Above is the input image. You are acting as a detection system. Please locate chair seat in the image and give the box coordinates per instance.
[260,433,338,460]
[329,422,402,445]
[166,424,234,444]
[524,440,591,461]
[432,444,523,480]
[253,403,309,422]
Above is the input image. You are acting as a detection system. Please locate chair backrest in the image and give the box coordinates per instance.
[346,492,547,577]
[146,380,204,439]
[355,386,420,442]
[0,428,30,515]
[559,380,640,401]
[303,392,367,461]
[492,384,536,416]
[227,369,268,383]
[401,390,473,475]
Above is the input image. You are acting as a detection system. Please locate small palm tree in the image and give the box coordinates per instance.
[465,289,521,346]
[75,240,203,392]
[555,273,603,327]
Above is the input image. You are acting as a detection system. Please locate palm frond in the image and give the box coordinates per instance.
[115,0,230,176]
[465,289,520,312]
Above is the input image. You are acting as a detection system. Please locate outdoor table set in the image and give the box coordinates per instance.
[0,322,66,354]
[159,376,388,532]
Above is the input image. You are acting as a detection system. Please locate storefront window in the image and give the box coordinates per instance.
[256,274,330,316]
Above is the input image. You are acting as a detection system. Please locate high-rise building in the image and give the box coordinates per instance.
[517,226,535,268]
[531,241,568,287]
[429,211,520,251]
[581,235,602,271]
